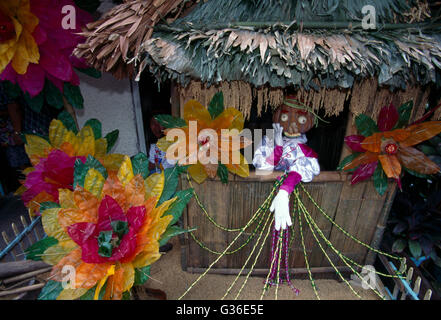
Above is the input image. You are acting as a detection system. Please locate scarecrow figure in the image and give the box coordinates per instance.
[253,96,320,231]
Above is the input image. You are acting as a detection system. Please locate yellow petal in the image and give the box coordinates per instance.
[84,168,105,198]
[151,198,175,223]
[188,162,208,184]
[95,138,108,159]
[183,100,211,124]
[132,241,161,269]
[226,152,249,178]
[148,215,173,241]
[41,208,70,241]
[94,265,115,300]
[11,29,39,74]
[101,153,126,171]
[156,136,175,153]
[58,189,76,209]
[76,126,95,157]
[49,119,68,149]
[57,288,88,300]
[212,107,244,132]
[117,155,134,186]
[24,134,52,164]
[144,171,164,206]
[42,240,77,265]
[121,263,135,292]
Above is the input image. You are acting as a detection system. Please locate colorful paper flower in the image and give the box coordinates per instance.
[0,0,92,97]
[27,156,192,300]
[340,102,441,194]
[21,112,121,215]
[156,93,251,184]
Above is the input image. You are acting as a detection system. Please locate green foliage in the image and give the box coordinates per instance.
[25,237,58,261]
[337,153,360,172]
[84,119,102,139]
[38,281,64,300]
[157,167,180,206]
[64,83,84,109]
[76,67,102,79]
[154,114,187,128]
[162,188,194,225]
[3,81,21,100]
[131,153,150,179]
[39,202,61,213]
[24,92,44,113]
[208,92,224,119]
[134,266,151,286]
[373,163,388,196]
[73,155,108,188]
[74,0,101,13]
[355,114,378,137]
[395,101,413,128]
[409,240,422,258]
[80,282,108,300]
[159,226,195,247]
[58,110,78,134]
[44,81,64,109]
[105,130,119,152]
[217,163,229,184]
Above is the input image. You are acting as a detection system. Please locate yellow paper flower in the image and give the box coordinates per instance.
[22,117,124,215]
[38,159,181,300]
[0,0,39,74]
[157,99,251,184]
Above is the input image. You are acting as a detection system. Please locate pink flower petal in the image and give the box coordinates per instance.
[126,206,147,233]
[67,222,96,246]
[97,196,127,231]
[345,135,366,153]
[17,64,45,97]
[351,162,378,185]
[378,104,399,132]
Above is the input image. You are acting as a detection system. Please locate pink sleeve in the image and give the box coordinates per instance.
[265,145,283,166]
[279,171,302,194]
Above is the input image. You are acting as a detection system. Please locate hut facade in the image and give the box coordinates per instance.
[76,0,441,275]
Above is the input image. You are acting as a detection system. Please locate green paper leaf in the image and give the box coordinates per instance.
[3,81,21,99]
[98,230,113,258]
[134,266,151,286]
[409,240,422,258]
[39,201,61,213]
[105,130,119,152]
[404,167,431,179]
[159,226,195,247]
[395,101,413,128]
[24,92,44,113]
[417,144,438,156]
[38,280,64,300]
[337,152,361,172]
[154,114,187,129]
[79,282,107,300]
[84,119,102,139]
[44,81,64,109]
[162,188,193,225]
[64,83,84,109]
[217,163,229,184]
[355,114,379,137]
[73,156,108,189]
[208,92,224,119]
[392,238,406,253]
[76,67,102,79]
[157,167,180,206]
[122,291,131,300]
[25,237,58,261]
[131,153,149,179]
[58,110,78,134]
[373,162,388,196]
[111,220,128,239]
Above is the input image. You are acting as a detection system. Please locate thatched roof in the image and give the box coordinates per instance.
[76,0,441,91]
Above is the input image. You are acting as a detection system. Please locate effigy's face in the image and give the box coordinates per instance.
[273,104,315,137]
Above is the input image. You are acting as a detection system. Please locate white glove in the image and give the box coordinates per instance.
[272,123,284,146]
[270,189,292,231]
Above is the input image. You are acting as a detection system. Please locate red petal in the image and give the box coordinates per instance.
[126,206,147,233]
[67,222,96,246]
[378,103,399,132]
[351,162,378,185]
[109,228,137,262]
[97,196,127,231]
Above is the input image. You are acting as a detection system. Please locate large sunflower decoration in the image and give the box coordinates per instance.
[155,92,251,184]
[0,0,101,111]
[21,111,121,216]
[339,101,441,194]
[26,156,194,300]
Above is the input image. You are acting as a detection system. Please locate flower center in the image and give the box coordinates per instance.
[384,143,398,155]
[97,220,129,258]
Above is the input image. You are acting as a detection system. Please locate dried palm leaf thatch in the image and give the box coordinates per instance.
[178,81,284,120]
[74,0,196,78]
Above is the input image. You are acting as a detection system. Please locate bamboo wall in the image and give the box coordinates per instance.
[181,173,397,275]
